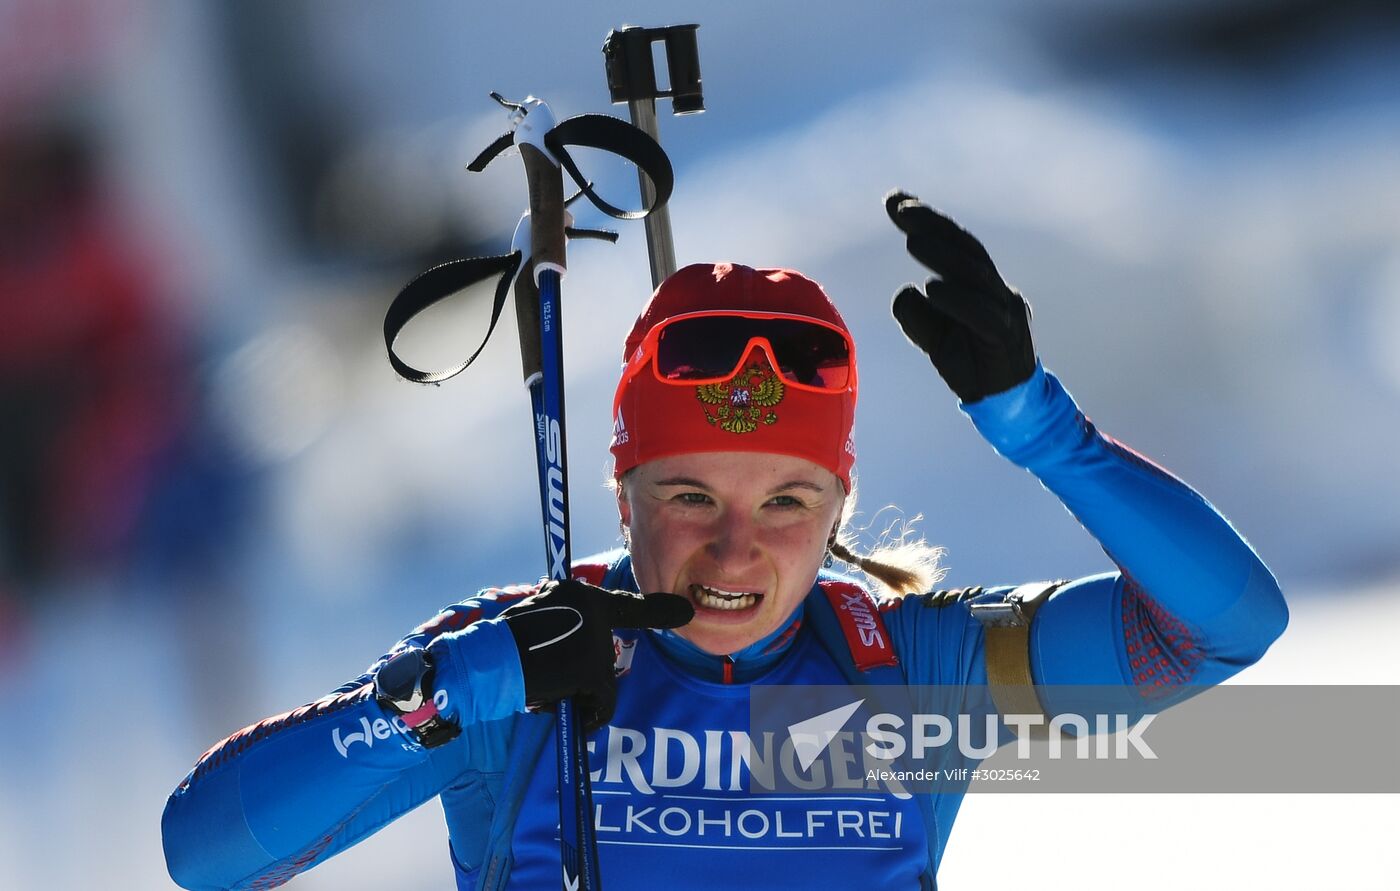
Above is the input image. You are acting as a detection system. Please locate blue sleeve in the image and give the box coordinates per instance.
[880,365,1286,871]
[161,589,530,891]
[960,363,1289,696]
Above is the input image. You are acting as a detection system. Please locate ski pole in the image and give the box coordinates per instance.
[603,24,704,289]
[501,94,603,891]
[383,87,675,891]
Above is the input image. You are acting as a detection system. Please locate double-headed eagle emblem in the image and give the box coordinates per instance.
[696,360,784,433]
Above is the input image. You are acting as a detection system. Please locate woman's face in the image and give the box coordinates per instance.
[618,451,846,655]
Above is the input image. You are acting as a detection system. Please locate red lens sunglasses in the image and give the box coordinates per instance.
[618,310,858,396]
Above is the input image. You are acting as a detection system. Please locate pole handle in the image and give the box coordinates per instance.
[520,143,567,277]
[514,259,542,383]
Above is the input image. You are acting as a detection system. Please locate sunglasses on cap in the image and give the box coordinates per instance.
[619,310,857,393]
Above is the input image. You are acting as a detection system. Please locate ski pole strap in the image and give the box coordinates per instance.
[383,226,620,387]
[469,113,674,221]
[387,105,669,386]
[383,252,521,385]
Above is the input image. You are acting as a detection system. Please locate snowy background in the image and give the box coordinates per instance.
[1,1,1397,888]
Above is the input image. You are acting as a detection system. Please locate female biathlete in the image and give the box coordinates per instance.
[162,193,1288,889]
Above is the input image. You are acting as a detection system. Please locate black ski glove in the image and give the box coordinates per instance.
[885,190,1037,403]
[502,578,693,731]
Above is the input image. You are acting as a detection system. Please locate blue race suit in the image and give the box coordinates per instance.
[161,364,1288,889]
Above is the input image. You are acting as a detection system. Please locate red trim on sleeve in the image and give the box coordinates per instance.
[1121,574,1203,692]
[180,684,373,791]
[572,562,609,586]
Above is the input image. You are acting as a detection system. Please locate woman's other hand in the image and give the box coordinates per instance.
[885,191,1037,403]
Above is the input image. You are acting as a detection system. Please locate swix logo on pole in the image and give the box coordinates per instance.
[543,414,568,578]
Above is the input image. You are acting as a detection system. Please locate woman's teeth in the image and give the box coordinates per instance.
[690,584,761,611]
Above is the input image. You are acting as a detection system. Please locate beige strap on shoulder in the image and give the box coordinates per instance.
[969,581,1063,739]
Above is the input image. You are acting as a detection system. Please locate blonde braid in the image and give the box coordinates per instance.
[828,480,946,598]
[829,540,942,598]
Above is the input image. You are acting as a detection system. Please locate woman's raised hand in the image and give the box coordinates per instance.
[885,191,1037,403]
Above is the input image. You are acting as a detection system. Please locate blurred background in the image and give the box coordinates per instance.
[1,0,1397,888]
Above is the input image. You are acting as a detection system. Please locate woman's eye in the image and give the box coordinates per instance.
[676,492,712,505]
[767,495,802,509]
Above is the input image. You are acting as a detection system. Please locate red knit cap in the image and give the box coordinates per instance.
[610,262,857,489]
